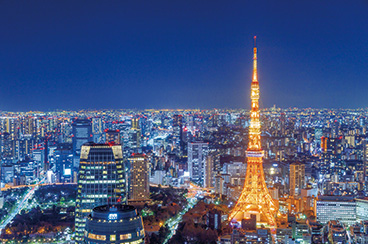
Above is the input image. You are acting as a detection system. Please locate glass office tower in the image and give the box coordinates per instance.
[75,143,127,243]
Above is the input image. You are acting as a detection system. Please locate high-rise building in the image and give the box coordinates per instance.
[128,153,149,202]
[290,162,305,196]
[173,114,185,154]
[363,139,368,186]
[55,143,73,183]
[229,37,277,227]
[84,204,145,244]
[320,137,344,179]
[204,153,215,188]
[75,143,127,243]
[92,117,103,143]
[72,118,93,168]
[188,142,209,186]
[130,118,141,150]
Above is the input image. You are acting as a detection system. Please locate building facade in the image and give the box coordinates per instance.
[75,143,127,243]
[316,196,356,225]
[84,204,145,244]
[188,142,209,186]
[290,162,305,196]
[128,153,149,201]
[72,118,93,168]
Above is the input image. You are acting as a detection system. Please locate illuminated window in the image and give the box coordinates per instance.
[110,235,116,241]
[120,233,132,240]
[88,233,106,241]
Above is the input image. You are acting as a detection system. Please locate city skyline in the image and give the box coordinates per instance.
[1,1,368,110]
[2,2,368,243]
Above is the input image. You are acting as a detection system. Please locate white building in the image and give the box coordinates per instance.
[316,196,356,225]
[188,142,208,185]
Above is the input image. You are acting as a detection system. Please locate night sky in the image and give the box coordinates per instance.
[1,1,368,111]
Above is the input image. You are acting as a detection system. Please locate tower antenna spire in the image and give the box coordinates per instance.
[253,36,258,82]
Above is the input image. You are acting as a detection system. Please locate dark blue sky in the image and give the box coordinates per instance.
[1,1,368,111]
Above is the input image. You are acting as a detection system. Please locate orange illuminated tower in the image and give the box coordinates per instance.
[229,37,276,227]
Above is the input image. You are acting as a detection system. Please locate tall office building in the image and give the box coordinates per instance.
[130,118,141,150]
[72,118,93,168]
[75,143,127,243]
[84,204,145,244]
[55,143,73,183]
[173,114,185,154]
[92,117,103,143]
[128,153,149,202]
[290,162,305,196]
[204,154,214,188]
[188,142,209,186]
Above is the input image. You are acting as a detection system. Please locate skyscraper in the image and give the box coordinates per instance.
[130,118,141,150]
[289,162,305,196]
[55,143,73,183]
[188,142,209,186]
[128,153,149,202]
[72,118,93,168]
[75,143,127,243]
[173,114,184,155]
[229,37,277,227]
[204,154,214,188]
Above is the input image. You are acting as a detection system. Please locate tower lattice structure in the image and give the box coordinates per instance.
[229,37,276,227]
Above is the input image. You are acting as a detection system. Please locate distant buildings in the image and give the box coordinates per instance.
[105,129,121,144]
[75,143,127,243]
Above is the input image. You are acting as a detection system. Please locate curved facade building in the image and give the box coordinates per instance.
[84,204,145,244]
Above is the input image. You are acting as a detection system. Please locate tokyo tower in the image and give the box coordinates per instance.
[229,37,277,227]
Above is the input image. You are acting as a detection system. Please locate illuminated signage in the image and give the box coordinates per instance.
[108,213,118,220]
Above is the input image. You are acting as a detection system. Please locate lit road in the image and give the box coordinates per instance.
[162,183,205,244]
[162,197,197,244]
[0,177,46,234]
[1,182,76,191]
